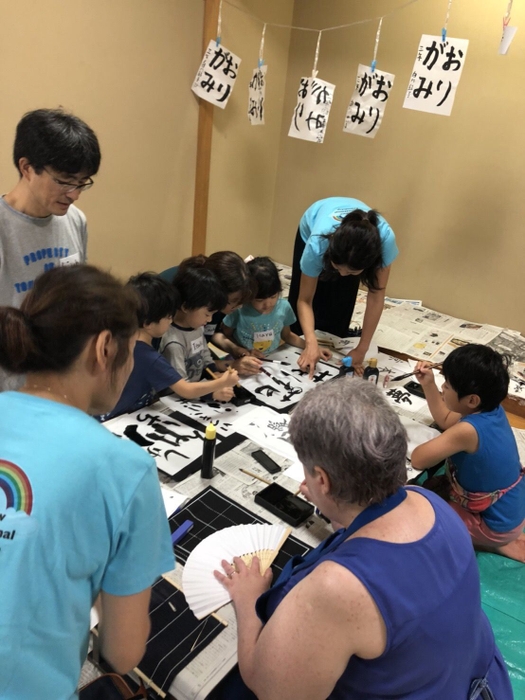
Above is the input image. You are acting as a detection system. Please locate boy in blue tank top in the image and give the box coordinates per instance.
[412,344,525,561]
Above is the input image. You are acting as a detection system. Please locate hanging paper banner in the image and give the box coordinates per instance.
[343,65,395,138]
[403,35,468,116]
[248,65,267,125]
[288,77,335,143]
[191,39,241,110]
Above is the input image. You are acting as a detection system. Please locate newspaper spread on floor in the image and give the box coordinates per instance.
[344,292,525,400]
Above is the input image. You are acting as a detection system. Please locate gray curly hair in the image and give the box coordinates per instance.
[289,379,407,505]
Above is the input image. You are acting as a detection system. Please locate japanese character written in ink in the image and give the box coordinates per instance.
[267,419,288,432]
[255,385,280,398]
[421,40,463,73]
[248,96,264,121]
[305,111,326,132]
[311,79,331,105]
[298,78,310,98]
[209,46,238,79]
[371,74,392,102]
[386,388,413,405]
[249,70,265,90]
[313,370,331,383]
[293,102,304,131]
[281,386,303,402]
[357,72,372,96]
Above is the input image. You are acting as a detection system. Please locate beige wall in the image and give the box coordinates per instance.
[269,0,525,334]
[206,0,295,259]
[0,0,203,279]
[2,0,523,334]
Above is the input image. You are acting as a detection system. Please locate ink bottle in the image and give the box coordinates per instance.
[200,424,216,479]
[363,358,379,384]
[338,356,354,378]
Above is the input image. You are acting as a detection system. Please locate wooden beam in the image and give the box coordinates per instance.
[192,0,220,256]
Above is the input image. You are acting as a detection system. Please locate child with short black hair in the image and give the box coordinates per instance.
[160,261,238,398]
[103,272,237,419]
[411,344,525,562]
[176,253,262,375]
[221,256,331,359]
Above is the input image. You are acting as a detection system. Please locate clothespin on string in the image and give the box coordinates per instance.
[312,31,322,78]
[503,0,513,29]
[216,0,223,46]
[371,17,383,73]
[258,23,266,68]
[442,0,453,42]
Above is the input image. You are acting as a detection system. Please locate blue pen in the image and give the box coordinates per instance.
[171,519,194,546]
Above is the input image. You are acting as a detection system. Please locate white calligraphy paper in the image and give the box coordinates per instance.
[232,406,298,463]
[103,408,205,476]
[191,40,241,109]
[248,65,267,125]
[160,395,258,438]
[403,35,469,116]
[344,65,395,138]
[239,350,339,410]
[288,77,335,143]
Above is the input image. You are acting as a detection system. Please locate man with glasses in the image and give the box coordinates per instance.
[0,108,101,389]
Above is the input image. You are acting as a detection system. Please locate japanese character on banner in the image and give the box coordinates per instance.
[288,77,335,144]
[403,35,468,116]
[343,64,395,138]
[248,65,267,125]
[191,39,241,110]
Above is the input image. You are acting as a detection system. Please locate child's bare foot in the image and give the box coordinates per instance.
[477,533,525,563]
[494,533,525,563]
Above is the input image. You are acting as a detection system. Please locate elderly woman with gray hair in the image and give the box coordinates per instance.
[215,380,512,700]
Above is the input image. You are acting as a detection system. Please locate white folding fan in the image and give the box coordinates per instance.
[182,523,291,619]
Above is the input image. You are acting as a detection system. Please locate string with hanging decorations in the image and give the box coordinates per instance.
[191,0,518,141]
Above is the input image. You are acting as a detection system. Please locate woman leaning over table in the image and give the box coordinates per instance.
[214,380,512,700]
[287,197,398,377]
[0,265,174,700]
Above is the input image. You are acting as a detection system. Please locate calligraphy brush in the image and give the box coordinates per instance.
[391,362,442,382]
[205,367,252,406]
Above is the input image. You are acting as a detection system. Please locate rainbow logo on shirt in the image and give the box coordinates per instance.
[0,460,33,515]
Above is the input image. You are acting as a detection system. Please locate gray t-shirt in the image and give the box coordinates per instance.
[0,197,87,390]
[160,324,214,382]
[0,196,87,308]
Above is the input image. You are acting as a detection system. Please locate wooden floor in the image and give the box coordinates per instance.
[507,412,525,429]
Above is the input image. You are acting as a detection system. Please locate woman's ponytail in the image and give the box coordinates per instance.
[0,306,40,373]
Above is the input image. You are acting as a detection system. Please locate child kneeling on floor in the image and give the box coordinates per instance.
[160,265,239,400]
[221,256,331,360]
[102,272,238,419]
[411,344,525,562]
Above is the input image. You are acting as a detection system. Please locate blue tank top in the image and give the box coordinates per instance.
[452,405,525,531]
[257,488,513,700]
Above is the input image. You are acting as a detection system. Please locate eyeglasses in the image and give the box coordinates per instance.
[43,167,94,193]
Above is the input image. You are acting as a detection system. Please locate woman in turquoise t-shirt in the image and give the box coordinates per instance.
[0,265,174,699]
[287,197,399,377]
